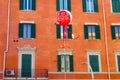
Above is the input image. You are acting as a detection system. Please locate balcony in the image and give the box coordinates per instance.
[4,69,48,80]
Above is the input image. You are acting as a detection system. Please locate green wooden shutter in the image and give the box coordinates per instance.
[111,25,116,40]
[21,54,32,77]
[67,0,71,11]
[19,23,23,38]
[68,25,72,39]
[32,0,36,10]
[112,0,116,12]
[56,0,60,11]
[117,56,120,72]
[112,0,120,12]
[58,55,61,72]
[31,24,36,38]
[95,25,100,39]
[84,25,88,39]
[82,0,86,12]
[69,55,74,72]
[20,0,24,10]
[56,24,61,39]
[94,0,98,12]
[89,55,99,72]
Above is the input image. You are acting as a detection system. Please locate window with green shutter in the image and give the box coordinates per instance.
[82,0,98,12]
[19,23,36,38]
[111,25,120,40]
[56,24,72,39]
[20,0,36,10]
[56,0,71,11]
[84,25,100,40]
[112,0,120,13]
[89,55,100,72]
[57,55,74,72]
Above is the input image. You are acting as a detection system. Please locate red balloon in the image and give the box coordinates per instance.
[56,10,72,27]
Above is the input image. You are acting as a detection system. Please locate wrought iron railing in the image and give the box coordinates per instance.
[5,69,48,78]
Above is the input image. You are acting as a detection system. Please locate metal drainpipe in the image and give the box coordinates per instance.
[3,0,10,79]
[102,0,111,79]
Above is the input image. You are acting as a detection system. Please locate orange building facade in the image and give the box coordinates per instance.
[1,0,120,80]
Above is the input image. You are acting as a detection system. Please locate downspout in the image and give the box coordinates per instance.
[102,0,111,79]
[3,0,10,79]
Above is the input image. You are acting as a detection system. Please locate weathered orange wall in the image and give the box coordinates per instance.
[1,0,120,79]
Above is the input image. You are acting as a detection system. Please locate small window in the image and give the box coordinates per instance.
[20,0,36,10]
[58,55,73,72]
[56,24,72,39]
[82,0,98,12]
[111,25,120,40]
[56,0,71,11]
[19,23,36,38]
[111,0,120,13]
[88,54,100,72]
[84,25,100,40]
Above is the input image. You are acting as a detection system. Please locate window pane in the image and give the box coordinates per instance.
[86,0,94,12]
[60,0,63,10]
[28,24,31,38]
[92,26,95,32]
[115,26,119,33]
[66,55,70,72]
[64,0,68,10]
[61,26,64,39]
[61,55,65,72]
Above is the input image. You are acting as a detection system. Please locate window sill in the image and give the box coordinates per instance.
[57,39,73,40]
[19,38,35,40]
[83,12,98,13]
[85,39,100,40]
[20,10,35,11]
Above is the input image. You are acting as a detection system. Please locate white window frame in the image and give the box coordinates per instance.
[87,50,101,72]
[18,45,36,77]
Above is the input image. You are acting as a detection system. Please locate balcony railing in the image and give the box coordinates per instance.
[5,69,48,78]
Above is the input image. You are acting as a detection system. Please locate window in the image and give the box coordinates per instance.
[56,24,72,39]
[84,25,100,39]
[88,54,100,72]
[56,0,71,11]
[82,0,98,12]
[58,55,73,72]
[111,25,120,40]
[111,0,120,13]
[19,23,36,38]
[20,0,36,10]
[116,54,120,72]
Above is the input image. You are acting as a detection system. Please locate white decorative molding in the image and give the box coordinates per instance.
[20,21,35,23]
[84,23,99,25]
[17,45,36,52]
[114,50,120,54]
[86,50,101,54]
[57,49,73,55]
[112,23,120,25]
